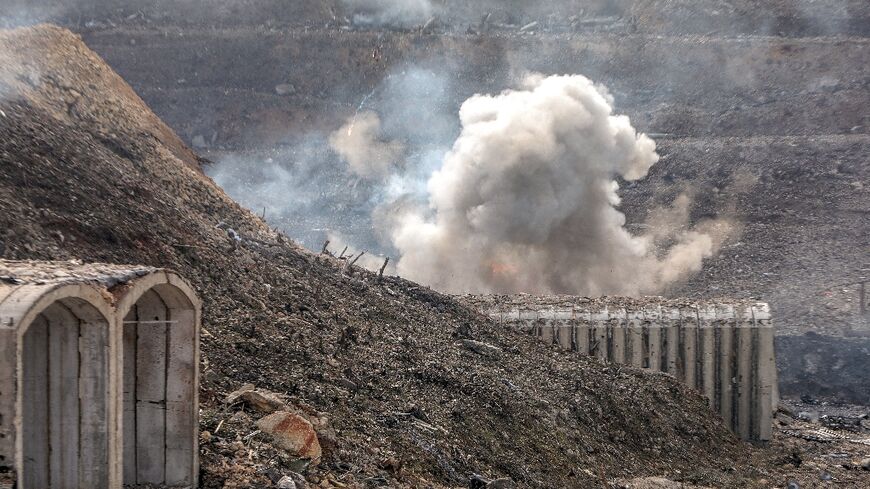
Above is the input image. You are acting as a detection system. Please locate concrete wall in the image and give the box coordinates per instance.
[0,264,200,489]
[480,300,776,443]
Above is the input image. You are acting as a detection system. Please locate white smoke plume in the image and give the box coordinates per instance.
[340,0,437,27]
[329,111,405,178]
[388,74,731,295]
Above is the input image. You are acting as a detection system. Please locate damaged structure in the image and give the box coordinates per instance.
[0,260,200,489]
[466,295,777,443]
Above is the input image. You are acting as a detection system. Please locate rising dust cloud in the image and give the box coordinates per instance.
[215,70,735,297]
[386,74,732,295]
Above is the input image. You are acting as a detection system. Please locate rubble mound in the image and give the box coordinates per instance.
[0,25,762,488]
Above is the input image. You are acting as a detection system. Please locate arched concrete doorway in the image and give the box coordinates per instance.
[0,281,118,489]
[115,272,200,488]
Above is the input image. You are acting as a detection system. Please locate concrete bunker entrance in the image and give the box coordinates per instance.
[19,297,112,489]
[120,282,197,488]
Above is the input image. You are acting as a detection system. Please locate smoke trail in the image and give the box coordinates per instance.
[387,73,731,295]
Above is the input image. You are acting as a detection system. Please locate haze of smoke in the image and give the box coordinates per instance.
[329,111,405,178]
[388,73,731,295]
[340,0,437,27]
[326,231,396,274]
[209,66,456,254]
[208,140,381,251]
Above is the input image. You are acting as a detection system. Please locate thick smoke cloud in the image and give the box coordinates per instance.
[340,0,437,27]
[211,68,733,295]
[388,74,730,295]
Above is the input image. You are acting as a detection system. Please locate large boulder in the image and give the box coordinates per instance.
[256,411,322,463]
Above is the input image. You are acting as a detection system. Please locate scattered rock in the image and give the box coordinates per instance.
[616,478,713,489]
[256,411,322,463]
[461,339,502,357]
[467,474,514,488]
[277,476,297,489]
[225,384,288,414]
[314,424,339,454]
[275,83,296,96]
[285,471,307,489]
[469,474,489,489]
[861,457,870,471]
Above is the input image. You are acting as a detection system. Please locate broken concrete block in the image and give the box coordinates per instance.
[256,411,322,463]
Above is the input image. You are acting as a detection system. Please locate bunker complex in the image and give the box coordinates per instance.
[0,260,201,489]
[465,295,777,443]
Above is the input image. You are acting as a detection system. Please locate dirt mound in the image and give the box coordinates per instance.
[0,24,203,172]
[0,24,774,488]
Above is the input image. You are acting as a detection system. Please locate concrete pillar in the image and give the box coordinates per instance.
[0,327,16,477]
[753,304,775,443]
[592,309,609,361]
[79,317,110,489]
[736,309,754,441]
[21,315,49,489]
[680,308,699,388]
[574,311,591,355]
[134,290,169,485]
[699,305,717,409]
[610,308,627,364]
[665,309,680,376]
[44,304,81,489]
[122,308,137,484]
[646,307,662,371]
[164,305,197,485]
[627,310,644,368]
[554,309,573,350]
[717,305,736,432]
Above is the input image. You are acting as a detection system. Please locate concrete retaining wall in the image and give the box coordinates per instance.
[476,298,776,443]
